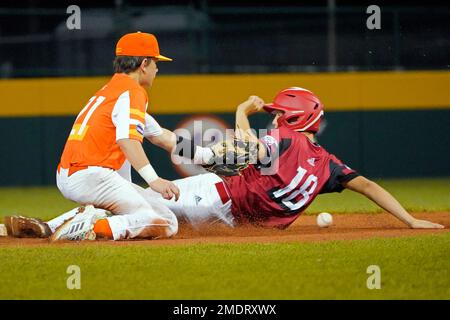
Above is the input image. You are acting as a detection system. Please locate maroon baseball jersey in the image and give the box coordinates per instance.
[223,126,359,228]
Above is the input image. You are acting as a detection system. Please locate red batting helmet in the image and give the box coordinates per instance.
[263,87,324,133]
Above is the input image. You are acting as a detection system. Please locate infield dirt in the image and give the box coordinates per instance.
[0,212,449,247]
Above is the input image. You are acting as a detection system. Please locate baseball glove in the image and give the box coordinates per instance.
[202,138,258,176]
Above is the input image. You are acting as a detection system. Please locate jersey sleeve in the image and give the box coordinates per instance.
[111,89,146,143]
[258,128,292,167]
[320,156,359,194]
[144,113,163,137]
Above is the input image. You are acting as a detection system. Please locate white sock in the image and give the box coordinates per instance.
[47,207,80,233]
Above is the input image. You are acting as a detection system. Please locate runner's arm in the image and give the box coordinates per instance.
[235,96,268,161]
[343,176,443,229]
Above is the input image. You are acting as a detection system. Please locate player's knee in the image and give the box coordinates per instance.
[131,206,178,239]
[150,204,179,237]
[142,217,177,239]
[157,212,178,237]
[166,214,178,236]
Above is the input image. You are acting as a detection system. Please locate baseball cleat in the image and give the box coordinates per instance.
[50,205,108,242]
[3,216,52,238]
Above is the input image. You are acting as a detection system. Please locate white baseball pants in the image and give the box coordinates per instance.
[141,173,235,227]
[56,166,178,240]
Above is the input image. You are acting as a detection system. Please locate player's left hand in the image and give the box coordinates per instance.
[409,218,444,229]
[149,178,180,201]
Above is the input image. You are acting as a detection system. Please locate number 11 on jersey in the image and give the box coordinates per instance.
[68,96,105,141]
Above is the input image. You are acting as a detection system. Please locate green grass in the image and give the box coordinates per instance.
[0,178,449,299]
[0,178,449,220]
[0,234,449,299]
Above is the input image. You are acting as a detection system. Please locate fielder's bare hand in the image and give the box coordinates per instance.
[237,95,265,116]
[149,178,180,201]
[409,218,444,229]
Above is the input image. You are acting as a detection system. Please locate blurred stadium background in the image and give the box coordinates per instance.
[0,0,449,186]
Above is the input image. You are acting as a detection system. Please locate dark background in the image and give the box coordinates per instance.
[0,1,449,186]
[0,1,449,77]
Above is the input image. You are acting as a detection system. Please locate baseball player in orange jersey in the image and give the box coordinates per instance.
[6,32,186,241]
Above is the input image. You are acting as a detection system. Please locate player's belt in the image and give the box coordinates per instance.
[215,181,231,204]
[57,164,88,177]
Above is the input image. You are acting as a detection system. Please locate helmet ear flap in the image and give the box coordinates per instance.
[286,115,300,124]
[281,114,303,129]
[282,111,318,131]
[287,112,315,125]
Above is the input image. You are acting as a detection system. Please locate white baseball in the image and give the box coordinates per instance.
[317,212,333,228]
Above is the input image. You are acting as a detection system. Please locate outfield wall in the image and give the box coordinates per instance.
[0,71,449,186]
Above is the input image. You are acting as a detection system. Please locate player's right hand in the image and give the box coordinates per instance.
[149,178,180,201]
[237,95,265,115]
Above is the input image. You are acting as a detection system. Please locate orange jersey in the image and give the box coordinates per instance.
[59,73,148,171]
